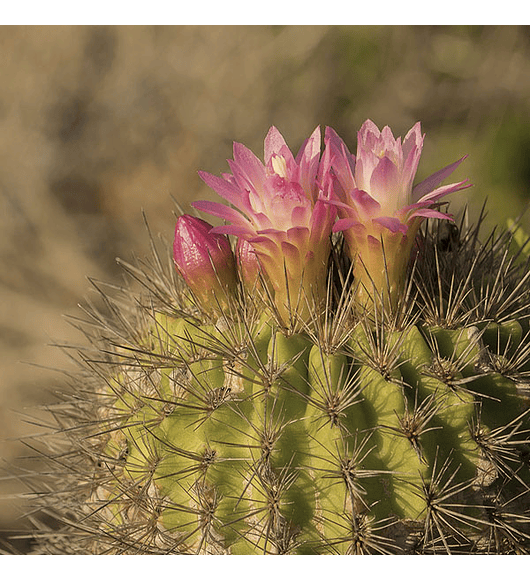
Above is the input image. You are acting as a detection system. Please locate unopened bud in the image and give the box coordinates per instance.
[173,215,237,312]
[236,238,262,291]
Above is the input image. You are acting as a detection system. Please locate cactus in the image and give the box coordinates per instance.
[20,122,530,555]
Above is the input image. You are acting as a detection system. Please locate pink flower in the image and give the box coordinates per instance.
[173,215,237,313]
[326,120,471,311]
[193,126,335,327]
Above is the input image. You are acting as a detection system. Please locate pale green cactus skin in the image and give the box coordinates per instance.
[27,215,530,554]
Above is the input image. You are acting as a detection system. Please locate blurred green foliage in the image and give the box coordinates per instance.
[321,26,530,230]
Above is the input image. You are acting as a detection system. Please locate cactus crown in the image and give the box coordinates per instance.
[12,123,530,555]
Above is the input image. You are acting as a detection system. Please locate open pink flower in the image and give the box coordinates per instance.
[193,126,335,327]
[173,215,237,313]
[326,120,471,311]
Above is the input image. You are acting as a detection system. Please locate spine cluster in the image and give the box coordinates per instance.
[13,120,530,555]
[21,210,530,555]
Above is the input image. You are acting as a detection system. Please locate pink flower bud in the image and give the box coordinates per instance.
[173,215,237,312]
[236,238,261,291]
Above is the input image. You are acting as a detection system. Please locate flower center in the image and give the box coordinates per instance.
[271,154,288,179]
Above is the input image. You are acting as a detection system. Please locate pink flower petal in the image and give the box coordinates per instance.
[264,126,289,164]
[325,197,355,212]
[286,226,310,250]
[369,156,400,203]
[210,224,254,237]
[192,199,248,225]
[222,172,236,183]
[296,127,321,196]
[232,142,267,190]
[397,180,469,218]
[402,122,423,159]
[358,119,381,143]
[280,240,301,265]
[412,155,468,200]
[372,216,408,234]
[310,199,336,236]
[401,147,422,194]
[381,125,399,160]
[325,126,355,196]
[416,179,472,204]
[333,217,362,233]
[366,234,382,250]
[198,171,244,208]
[238,207,272,231]
[236,237,261,287]
[291,204,312,227]
[296,126,321,166]
[409,208,454,221]
[317,138,334,196]
[325,126,354,160]
[348,188,381,218]
[227,158,264,195]
[401,124,424,190]
[250,234,281,250]
[253,227,285,240]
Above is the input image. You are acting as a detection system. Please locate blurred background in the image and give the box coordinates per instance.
[2,25,530,549]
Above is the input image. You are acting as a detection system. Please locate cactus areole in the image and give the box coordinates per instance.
[26,121,530,554]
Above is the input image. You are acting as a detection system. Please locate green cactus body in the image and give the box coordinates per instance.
[53,259,529,555]
[22,209,530,554]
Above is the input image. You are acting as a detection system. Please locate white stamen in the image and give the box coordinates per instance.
[272,155,288,178]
